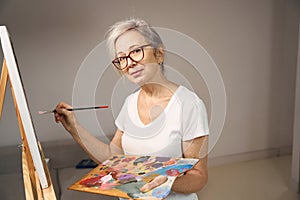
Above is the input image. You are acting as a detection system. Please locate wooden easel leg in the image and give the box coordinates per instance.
[11,84,56,199]
[1,59,41,198]
[1,28,56,199]
[16,104,42,199]
[0,59,8,119]
[0,59,41,199]
[22,145,38,199]
[38,142,57,200]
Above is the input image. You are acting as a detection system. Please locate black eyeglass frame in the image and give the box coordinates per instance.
[112,44,152,70]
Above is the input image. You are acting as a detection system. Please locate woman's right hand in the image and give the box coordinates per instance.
[54,102,78,134]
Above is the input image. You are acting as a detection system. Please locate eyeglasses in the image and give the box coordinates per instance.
[112,44,152,70]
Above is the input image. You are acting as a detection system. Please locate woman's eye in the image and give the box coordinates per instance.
[118,57,126,62]
[132,48,142,54]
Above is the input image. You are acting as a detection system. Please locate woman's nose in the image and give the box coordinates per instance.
[127,57,137,68]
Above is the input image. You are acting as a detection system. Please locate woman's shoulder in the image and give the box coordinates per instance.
[176,85,202,102]
[125,87,141,99]
[122,88,141,107]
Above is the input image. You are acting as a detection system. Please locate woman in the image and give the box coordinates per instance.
[55,18,209,200]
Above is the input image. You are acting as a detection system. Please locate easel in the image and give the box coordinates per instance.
[0,26,56,199]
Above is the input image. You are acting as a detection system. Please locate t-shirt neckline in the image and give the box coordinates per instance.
[134,85,182,127]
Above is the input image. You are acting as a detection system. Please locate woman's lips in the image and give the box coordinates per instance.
[130,69,143,77]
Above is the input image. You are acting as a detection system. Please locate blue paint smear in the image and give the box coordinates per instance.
[144,164,193,177]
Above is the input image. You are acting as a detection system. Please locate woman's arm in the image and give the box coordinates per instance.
[69,125,124,164]
[171,135,208,193]
[140,135,208,194]
[54,102,123,163]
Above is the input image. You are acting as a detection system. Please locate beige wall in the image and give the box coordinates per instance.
[0,0,299,160]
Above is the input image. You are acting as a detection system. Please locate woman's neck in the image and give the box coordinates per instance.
[141,79,178,98]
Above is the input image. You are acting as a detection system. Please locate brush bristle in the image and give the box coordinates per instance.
[38,111,49,115]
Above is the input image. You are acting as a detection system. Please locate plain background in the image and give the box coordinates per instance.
[0,0,299,163]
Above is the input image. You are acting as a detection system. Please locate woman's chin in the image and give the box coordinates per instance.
[128,76,145,86]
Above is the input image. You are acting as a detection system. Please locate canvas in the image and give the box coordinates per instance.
[0,26,49,189]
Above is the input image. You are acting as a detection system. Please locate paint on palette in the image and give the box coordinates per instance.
[69,155,198,199]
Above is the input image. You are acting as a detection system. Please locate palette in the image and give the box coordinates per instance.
[68,155,198,199]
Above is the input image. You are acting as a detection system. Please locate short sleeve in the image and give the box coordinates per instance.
[181,95,209,141]
[115,97,129,132]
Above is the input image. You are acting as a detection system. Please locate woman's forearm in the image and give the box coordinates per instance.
[171,168,208,194]
[54,102,123,163]
[69,124,115,163]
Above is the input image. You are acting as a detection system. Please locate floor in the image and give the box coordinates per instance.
[198,155,300,200]
[60,155,300,200]
[0,155,299,200]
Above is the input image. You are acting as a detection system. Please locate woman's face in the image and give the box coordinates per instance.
[114,30,163,85]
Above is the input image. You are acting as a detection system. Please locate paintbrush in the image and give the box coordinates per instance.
[38,105,109,115]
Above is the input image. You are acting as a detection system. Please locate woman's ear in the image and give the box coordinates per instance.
[155,46,165,64]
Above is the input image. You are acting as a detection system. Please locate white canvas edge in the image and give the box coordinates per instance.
[0,26,48,189]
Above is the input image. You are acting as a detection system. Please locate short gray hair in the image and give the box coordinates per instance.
[105,18,164,58]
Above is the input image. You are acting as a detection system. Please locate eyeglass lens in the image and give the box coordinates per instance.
[113,47,145,70]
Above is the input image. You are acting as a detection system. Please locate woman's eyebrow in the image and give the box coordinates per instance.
[129,44,140,50]
[116,44,141,56]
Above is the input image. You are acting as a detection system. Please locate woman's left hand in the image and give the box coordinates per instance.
[140,175,168,193]
[127,176,167,200]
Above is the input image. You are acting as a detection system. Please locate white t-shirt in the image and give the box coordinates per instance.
[115,85,209,200]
